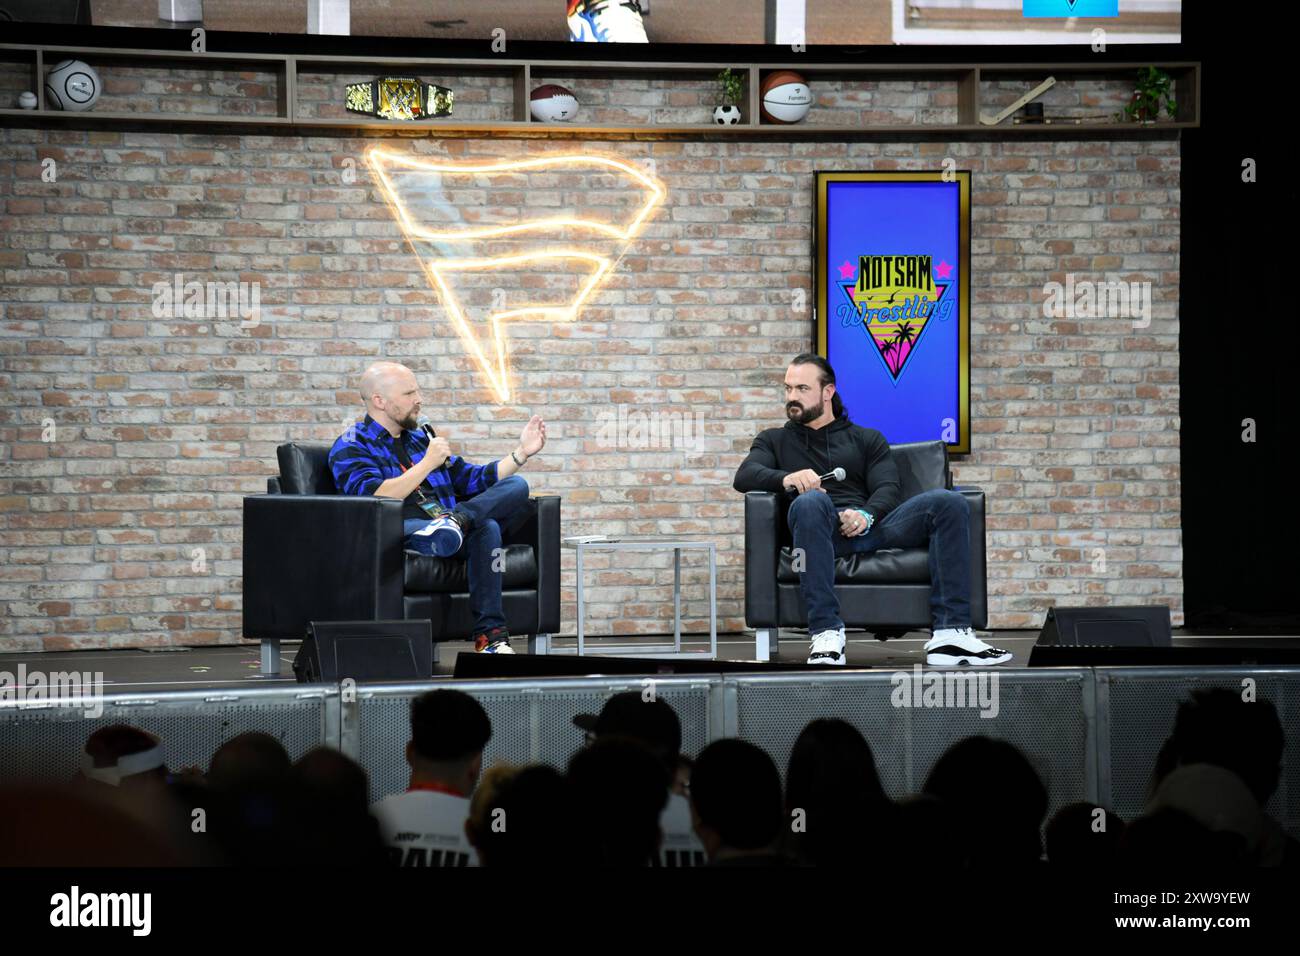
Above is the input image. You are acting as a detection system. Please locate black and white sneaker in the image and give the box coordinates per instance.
[807,627,847,665]
[924,627,1012,666]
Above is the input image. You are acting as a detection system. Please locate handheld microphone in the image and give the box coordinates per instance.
[416,415,437,441]
[416,416,449,472]
[785,467,846,495]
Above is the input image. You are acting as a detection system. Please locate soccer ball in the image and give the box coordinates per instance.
[713,105,742,125]
[45,59,101,112]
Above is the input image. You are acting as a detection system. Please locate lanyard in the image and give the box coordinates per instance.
[393,435,431,500]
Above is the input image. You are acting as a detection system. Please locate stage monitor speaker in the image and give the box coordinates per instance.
[1029,639,1300,667]
[1035,605,1171,648]
[293,619,433,683]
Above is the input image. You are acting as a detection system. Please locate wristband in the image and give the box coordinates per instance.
[856,509,874,531]
[510,449,527,467]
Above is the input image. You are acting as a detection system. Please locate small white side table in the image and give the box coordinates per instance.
[559,537,718,659]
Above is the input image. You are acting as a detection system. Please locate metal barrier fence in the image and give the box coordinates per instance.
[1097,667,1298,833]
[3,668,1296,837]
[727,669,1094,824]
[0,685,340,782]
[347,676,720,803]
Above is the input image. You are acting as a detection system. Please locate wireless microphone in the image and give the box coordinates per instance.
[416,415,437,441]
[784,466,846,495]
[416,415,449,473]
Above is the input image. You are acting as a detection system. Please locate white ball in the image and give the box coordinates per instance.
[713,105,741,125]
[45,59,102,112]
[530,85,579,123]
[17,91,37,110]
[762,83,813,123]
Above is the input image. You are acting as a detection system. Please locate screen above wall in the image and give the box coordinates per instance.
[8,0,1181,46]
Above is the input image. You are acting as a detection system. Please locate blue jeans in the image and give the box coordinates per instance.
[402,475,534,636]
[787,488,972,635]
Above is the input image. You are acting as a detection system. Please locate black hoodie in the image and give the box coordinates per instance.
[733,416,902,520]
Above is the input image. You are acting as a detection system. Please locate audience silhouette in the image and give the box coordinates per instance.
[1,686,1293,867]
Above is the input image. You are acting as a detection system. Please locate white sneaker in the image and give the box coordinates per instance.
[924,627,1012,666]
[807,627,847,666]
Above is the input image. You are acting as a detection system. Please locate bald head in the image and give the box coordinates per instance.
[359,362,422,436]
[359,362,411,407]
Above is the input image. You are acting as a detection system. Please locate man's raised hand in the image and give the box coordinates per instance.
[520,415,546,458]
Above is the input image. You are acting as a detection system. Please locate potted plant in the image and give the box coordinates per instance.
[713,68,743,125]
[1122,66,1177,124]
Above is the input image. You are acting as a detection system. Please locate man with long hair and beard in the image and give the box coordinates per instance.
[734,354,1009,667]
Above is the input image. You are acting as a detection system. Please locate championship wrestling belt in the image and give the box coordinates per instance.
[344,77,454,120]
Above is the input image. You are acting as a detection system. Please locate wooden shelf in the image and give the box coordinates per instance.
[0,42,1200,136]
[0,107,291,125]
[0,108,1192,137]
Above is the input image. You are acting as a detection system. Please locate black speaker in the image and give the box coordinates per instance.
[1035,605,1172,648]
[1027,642,1300,667]
[293,620,433,683]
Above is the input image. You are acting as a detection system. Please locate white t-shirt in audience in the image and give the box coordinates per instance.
[372,785,476,868]
[660,792,706,867]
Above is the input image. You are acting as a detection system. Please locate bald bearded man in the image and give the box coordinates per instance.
[329,362,547,654]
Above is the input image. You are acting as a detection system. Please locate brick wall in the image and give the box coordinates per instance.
[0,118,1182,651]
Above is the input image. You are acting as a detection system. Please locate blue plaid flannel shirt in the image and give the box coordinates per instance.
[328,414,498,511]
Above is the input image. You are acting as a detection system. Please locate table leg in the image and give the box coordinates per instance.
[708,544,717,660]
[576,545,585,657]
[673,547,682,653]
[261,638,280,677]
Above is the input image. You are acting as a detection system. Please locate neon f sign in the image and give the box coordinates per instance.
[366,147,665,403]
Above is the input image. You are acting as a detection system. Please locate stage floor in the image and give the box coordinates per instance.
[0,629,1288,694]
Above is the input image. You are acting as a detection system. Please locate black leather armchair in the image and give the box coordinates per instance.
[742,439,987,661]
[243,443,561,675]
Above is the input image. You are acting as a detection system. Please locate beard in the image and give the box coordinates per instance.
[396,409,421,431]
[786,399,824,425]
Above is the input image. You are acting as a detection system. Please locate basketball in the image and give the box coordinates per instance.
[760,70,811,124]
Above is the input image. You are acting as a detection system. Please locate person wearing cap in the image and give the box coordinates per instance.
[573,692,706,866]
[80,725,170,790]
[371,689,492,866]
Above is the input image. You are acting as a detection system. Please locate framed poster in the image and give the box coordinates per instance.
[814,171,971,454]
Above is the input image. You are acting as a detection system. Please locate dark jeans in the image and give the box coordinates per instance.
[786,488,972,635]
[402,475,534,636]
